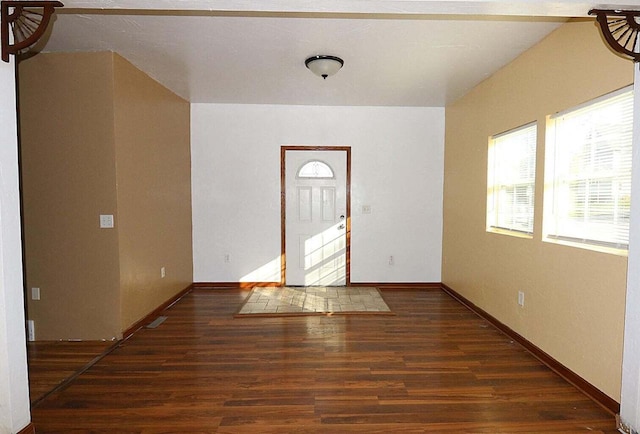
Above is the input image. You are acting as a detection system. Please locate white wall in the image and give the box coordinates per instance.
[0,58,31,431]
[192,104,444,283]
[621,63,640,433]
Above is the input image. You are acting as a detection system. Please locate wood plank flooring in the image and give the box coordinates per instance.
[31,288,618,433]
[27,340,113,404]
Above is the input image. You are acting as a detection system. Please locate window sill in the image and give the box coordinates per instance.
[487,227,533,239]
[543,236,628,257]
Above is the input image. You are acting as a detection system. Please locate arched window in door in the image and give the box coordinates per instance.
[297,160,334,179]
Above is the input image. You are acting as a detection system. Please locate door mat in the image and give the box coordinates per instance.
[235,286,393,317]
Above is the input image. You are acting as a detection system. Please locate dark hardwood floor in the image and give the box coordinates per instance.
[31,288,618,433]
[27,340,113,404]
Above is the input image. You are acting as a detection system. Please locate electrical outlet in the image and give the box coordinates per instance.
[388,255,394,266]
[27,320,35,341]
[99,214,114,228]
[518,291,525,307]
[362,205,372,214]
[31,287,40,300]
[224,254,230,263]
[161,267,166,278]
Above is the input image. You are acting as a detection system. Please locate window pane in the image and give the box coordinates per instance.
[487,122,537,234]
[298,161,334,178]
[545,87,633,250]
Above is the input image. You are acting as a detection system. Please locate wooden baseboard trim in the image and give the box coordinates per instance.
[192,282,280,289]
[31,339,121,409]
[193,282,441,290]
[352,282,441,290]
[122,284,193,339]
[440,283,620,416]
[31,284,194,409]
[17,423,35,434]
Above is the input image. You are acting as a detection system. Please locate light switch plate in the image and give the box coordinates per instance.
[100,214,114,228]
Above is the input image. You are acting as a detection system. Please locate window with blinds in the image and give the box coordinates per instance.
[487,122,537,235]
[545,86,633,251]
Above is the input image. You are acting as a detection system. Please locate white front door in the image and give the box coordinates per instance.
[285,149,347,286]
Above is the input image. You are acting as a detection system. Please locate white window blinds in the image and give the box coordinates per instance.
[546,87,633,249]
[487,122,537,234]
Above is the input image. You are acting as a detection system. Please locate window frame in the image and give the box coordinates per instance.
[543,86,633,255]
[486,121,538,237]
[296,160,335,179]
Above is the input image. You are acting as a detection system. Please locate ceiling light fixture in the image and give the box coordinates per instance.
[305,55,344,79]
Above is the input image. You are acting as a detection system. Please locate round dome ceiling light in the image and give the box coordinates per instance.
[305,55,344,79]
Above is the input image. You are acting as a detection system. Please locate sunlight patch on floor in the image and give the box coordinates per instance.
[236,286,391,316]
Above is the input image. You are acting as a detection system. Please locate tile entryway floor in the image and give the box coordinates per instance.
[236,286,392,316]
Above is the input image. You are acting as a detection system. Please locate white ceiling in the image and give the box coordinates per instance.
[35,1,640,106]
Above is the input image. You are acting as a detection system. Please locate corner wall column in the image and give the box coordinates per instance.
[620,60,640,433]
[0,42,31,433]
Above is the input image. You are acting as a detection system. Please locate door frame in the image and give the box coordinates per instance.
[280,145,351,286]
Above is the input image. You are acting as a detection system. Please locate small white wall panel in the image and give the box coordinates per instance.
[322,187,335,221]
[299,235,308,270]
[298,187,312,221]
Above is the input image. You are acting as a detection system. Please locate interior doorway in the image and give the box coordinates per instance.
[281,146,351,286]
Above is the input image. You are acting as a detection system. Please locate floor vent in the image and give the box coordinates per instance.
[146,316,168,329]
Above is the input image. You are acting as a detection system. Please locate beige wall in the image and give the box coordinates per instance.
[19,52,192,340]
[443,19,633,400]
[20,52,121,340]
[113,55,192,331]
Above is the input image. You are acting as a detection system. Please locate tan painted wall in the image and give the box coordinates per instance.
[112,55,192,331]
[19,52,122,340]
[443,19,633,401]
[19,52,192,339]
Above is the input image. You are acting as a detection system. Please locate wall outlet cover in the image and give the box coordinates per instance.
[27,320,35,341]
[99,214,114,228]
